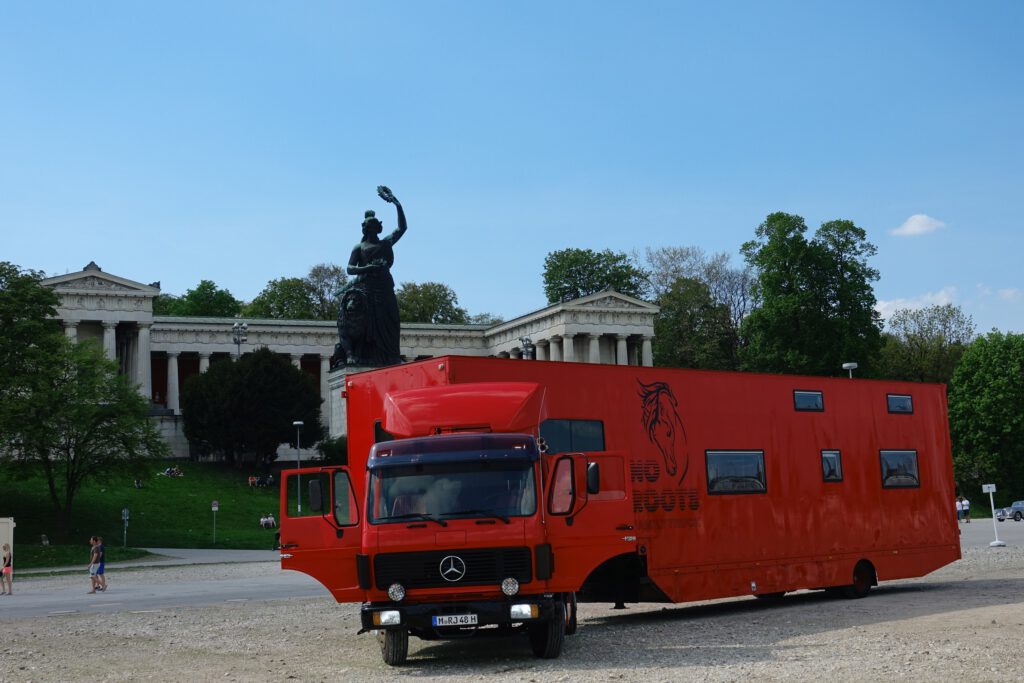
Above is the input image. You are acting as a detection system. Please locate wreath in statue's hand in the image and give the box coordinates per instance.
[377,185,397,204]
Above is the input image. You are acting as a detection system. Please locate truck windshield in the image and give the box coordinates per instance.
[369,460,537,524]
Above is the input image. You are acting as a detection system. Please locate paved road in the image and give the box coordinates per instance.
[2,549,326,620]
[4,523,1019,622]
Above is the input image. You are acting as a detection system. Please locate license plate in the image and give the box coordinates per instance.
[432,614,478,627]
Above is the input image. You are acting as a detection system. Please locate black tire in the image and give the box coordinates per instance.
[529,608,565,658]
[841,561,875,599]
[379,629,408,666]
[1015,512,1022,522]
[563,593,578,636]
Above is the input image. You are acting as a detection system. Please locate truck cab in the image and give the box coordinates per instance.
[280,429,633,665]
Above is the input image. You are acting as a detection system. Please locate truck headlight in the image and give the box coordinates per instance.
[372,610,402,626]
[387,583,406,602]
[510,603,539,620]
[501,577,520,596]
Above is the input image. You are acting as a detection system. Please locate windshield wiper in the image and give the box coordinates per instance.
[376,512,448,527]
[439,509,511,524]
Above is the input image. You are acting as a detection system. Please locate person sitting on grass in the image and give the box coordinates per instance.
[266,513,277,529]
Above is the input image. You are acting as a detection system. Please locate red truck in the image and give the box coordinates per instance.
[279,356,960,665]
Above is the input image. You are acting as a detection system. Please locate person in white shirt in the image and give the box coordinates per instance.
[956,497,964,522]
[962,497,971,523]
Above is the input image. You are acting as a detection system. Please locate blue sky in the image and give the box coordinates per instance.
[3,2,1022,332]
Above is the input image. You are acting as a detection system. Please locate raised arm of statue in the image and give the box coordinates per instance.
[377,185,407,245]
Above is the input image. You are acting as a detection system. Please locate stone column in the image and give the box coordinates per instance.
[549,336,563,362]
[291,354,302,369]
[199,353,211,373]
[587,333,600,364]
[319,355,331,427]
[641,336,654,367]
[102,321,117,360]
[510,347,523,359]
[136,323,152,401]
[562,335,575,362]
[63,321,78,341]
[166,352,180,415]
[616,334,629,366]
[535,340,549,361]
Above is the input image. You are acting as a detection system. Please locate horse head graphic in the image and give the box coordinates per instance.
[638,380,688,482]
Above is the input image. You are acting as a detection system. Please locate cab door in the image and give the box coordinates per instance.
[543,451,637,593]
[279,466,365,602]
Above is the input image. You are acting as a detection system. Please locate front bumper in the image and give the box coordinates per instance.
[360,595,559,632]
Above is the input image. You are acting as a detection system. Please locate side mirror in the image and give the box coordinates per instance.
[586,462,601,495]
[308,479,323,513]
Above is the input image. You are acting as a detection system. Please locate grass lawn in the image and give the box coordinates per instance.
[2,460,282,566]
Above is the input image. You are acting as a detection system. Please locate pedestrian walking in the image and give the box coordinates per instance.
[1,543,12,595]
[956,496,964,522]
[87,536,107,593]
[963,497,971,523]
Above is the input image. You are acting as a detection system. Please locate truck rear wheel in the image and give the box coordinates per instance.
[379,629,409,666]
[841,560,876,599]
[529,607,565,658]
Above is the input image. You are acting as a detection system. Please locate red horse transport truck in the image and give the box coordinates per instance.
[279,356,960,665]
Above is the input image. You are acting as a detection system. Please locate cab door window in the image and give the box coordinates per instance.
[548,457,575,515]
[333,470,359,526]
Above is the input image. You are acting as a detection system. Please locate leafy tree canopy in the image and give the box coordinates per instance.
[396,281,469,324]
[0,262,62,396]
[948,331,1024,502]
[653,277,737,370]
[468,312,505,325]
[645,246,755,328]
[876,304,975,383]
[0,337,167,538]
[244,277,317,320]
[181,348,322,465]
[155,280,242,317]
[543,248,649,303]
[738,213,882,376]
[306,263,347,321]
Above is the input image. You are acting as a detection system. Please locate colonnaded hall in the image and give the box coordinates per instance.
[42,262,659,458]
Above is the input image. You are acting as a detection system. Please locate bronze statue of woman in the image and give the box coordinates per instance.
[334,185,407,366]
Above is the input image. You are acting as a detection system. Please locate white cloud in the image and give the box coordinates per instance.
[998,288,1022,303]
[891,214,946,237]
[876,287,957,320]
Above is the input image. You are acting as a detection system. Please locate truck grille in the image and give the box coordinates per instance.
[374,547,532,590]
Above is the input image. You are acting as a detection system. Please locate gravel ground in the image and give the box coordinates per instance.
[1,544,1022,683]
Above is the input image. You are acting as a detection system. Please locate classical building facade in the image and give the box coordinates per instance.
[42,262,658,455]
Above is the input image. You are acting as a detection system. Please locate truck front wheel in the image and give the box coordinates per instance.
[529,607,565,658]
[564,593,578,636]
[379,629,409,666]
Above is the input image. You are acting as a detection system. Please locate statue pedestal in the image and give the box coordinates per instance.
[326,365,377,439]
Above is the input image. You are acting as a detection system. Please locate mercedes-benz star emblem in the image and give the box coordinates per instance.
[439,555,467,582]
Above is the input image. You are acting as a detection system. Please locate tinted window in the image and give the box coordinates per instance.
[821,450,843,482]
[794,390,824,411]
[548,457,575,514]
[540,419,605,453]
[880,450,920,488]
[706,451,766,494]
[887,394,913,414]
[333,470,360,526]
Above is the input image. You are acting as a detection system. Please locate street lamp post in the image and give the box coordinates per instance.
[842,362,858,379]
[232,321,248,359]
[293,420,304,514]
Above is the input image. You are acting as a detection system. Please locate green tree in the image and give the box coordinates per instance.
[181,348,322,466]
[306,263,347,321]
[542,248,649,303]
[1,338,167,537]
[876,304,975,383]
[948,331,1024,501]
[0,262,63,399]
[160,280,242,317]
[645,246,755,329]
[396,282,469,324]
[653,277,737,370]
[738,213,882,375]
[244,277,316,320]
[468,312,505,325]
